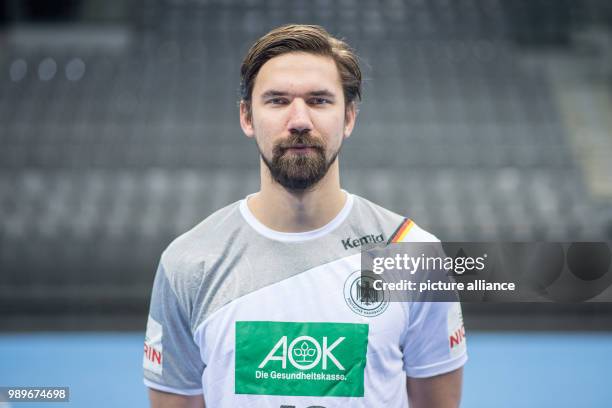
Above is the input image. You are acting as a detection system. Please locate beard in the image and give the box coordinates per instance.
[259,131,340,191]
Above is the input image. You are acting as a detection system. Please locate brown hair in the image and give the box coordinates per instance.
[240,24,362,114]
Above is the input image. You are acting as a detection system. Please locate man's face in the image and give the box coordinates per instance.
[240,52,356,191]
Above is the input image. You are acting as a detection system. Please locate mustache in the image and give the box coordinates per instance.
[275,132,325,152]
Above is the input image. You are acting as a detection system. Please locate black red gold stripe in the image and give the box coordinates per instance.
[388,218,414,244]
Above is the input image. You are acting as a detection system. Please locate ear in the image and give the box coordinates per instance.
[343,101,358,139]
[239,101,255,138]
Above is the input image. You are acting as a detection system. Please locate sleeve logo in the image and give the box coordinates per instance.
[143,315,163,375]
[447,303,467,358]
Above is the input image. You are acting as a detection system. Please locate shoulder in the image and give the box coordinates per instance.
[159,199,243,282]
[350,193,440,243]
[394,219,440,243]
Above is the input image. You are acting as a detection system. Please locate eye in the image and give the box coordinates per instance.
[267,97,289,105]
[309,97,331,105]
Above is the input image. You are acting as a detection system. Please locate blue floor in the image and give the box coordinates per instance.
[0,332,610,407]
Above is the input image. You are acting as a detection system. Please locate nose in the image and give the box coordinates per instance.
[286,98,313,134]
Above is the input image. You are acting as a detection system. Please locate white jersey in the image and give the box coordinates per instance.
[143,192,467,407]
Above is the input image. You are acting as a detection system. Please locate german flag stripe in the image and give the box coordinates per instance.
[388,218,414,244]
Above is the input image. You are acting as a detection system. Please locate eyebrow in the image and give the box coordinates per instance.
[260,89,337,99]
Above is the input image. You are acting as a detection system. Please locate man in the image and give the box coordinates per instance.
[144,24,467,408]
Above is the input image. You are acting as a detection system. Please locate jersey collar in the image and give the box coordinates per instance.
[239,190,354,242]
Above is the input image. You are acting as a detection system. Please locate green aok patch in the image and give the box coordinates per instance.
[235,321,369,397]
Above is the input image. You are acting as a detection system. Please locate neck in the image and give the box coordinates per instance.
[247,159,347,233]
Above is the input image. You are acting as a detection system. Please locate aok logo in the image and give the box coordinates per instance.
[259,335,346,371]
[235,321,368,397]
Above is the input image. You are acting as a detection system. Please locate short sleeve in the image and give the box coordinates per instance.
[401,301,468,378]
[143,263,205,395]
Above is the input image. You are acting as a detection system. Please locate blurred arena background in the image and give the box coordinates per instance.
[1,1,612,407]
